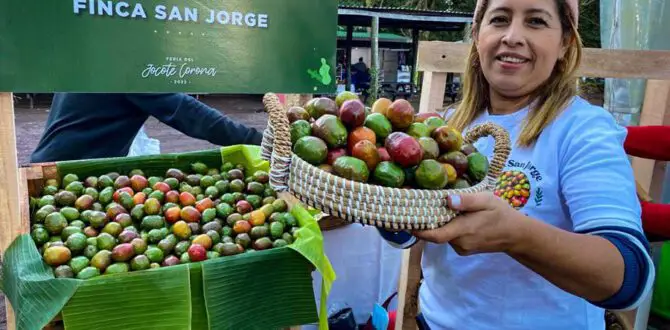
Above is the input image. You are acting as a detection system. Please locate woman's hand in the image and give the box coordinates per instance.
[412,192,528,255]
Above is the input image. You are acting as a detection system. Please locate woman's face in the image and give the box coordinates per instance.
[475,0,567,99]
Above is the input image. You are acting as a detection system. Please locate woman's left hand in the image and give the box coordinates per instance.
[412,192,528,256]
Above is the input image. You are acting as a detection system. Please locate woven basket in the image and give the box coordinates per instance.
[261,93,512,230]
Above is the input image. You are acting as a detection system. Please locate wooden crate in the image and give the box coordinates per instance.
[15,160,315,330]
[394,41,670,330]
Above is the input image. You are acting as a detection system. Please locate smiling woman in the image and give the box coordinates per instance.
[377,0,655,329]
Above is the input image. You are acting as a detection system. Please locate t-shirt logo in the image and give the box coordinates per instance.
[495,170,531,209]
[494,160,544,210]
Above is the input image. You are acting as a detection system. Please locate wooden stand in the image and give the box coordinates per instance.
[395,41,670,330]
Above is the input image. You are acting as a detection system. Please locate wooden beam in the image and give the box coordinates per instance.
[0,92,25,330]
[417,41,670,80]
[282,94,312,108]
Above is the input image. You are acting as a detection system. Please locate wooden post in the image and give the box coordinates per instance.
[418,72,447,113]
[0,92,25,330]
[395,242,425,330]
[370,15,380,101]
[410,29,419,87]
[346,25,354,90]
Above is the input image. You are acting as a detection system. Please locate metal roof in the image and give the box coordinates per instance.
[337,4,473,31]
[338,3,472,17]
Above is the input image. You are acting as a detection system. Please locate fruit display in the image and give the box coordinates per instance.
[288,92,490,190]
[30,162,302,279]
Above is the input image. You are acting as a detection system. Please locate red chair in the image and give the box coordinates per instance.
[624,126,670,242]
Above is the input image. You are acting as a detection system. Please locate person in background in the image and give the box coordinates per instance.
[378,0,654,329]
[30,93,263,163]
[352,57,368,75]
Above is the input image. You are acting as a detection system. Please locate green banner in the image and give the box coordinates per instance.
[0,0,338,93]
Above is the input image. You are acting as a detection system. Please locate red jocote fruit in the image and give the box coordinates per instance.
[384,132,424,168]
[377,147,391,162]
[339,99,366,128]
[386,99,415,130]
[327,148,347,165]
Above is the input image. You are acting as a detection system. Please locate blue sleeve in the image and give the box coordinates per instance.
[377,228,418,249]
[558,105,654,310]
[126,93,263,146]
[589,232,651,310]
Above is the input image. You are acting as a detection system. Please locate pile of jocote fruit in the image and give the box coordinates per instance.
[30,162,300,279]
[288,92,489,190]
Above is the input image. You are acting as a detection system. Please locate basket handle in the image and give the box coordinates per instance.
[462,122,511,181]
[262,93,293,191]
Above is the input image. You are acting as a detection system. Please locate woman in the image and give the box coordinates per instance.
[378,0,654,328]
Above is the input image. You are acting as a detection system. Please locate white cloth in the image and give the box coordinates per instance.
[302,224,403,329]
[127,126,160,156]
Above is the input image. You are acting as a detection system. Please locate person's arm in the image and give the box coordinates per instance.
[127,93,263,146]
[509,109,653,310]
[507,215,642,305]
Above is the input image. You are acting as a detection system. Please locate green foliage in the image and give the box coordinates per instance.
[577,0,601,48]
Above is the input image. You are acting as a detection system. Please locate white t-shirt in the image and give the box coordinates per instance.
[418,96,654,329]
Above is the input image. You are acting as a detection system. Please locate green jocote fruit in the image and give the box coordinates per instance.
[38,195,56,208]
[69,256,90,274]
[191,162,209,175]
[313,114,348,148]
[55,191,77,207]
[34,205,56,223]
[44,212,68,235]
[406,123,431,139]
[415,159,449,189]
[332,156,369,183]
[372,162,405,188]
[62,173,79,188]
[290,120,312,145]
[293,136,328,165]
[54,265,74,278]
[467,152,489,183]
[76,267,100,279]
[364,113,393,139]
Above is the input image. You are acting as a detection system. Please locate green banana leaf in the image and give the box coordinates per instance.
[1,146,335,330]
[1,234,80,330]
[62,264,192,330]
